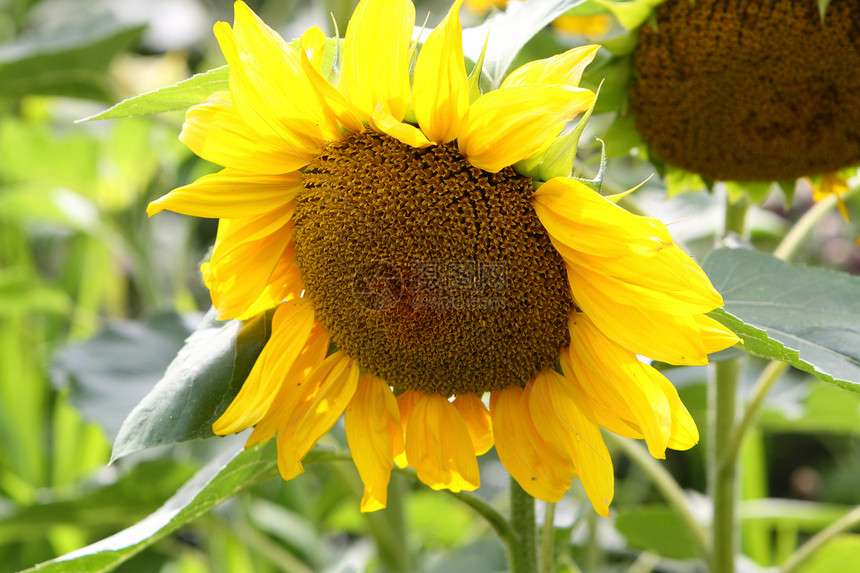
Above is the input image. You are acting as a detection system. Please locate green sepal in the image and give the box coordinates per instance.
[777,179,797,208]
[468,31,490,103]
[725,181,774,205]
[818,0,833,22]
[536,83,601,181]
[593,0,664,30]
[574,137,606,193]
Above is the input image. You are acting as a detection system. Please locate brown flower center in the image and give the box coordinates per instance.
[293,131,572,396]
[631,0,860,181]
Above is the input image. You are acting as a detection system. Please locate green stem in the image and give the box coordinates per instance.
[720,361,788,474]
[607,434,710,561]
[723,197,749,237]
[540,503,556,573]
[442,487,516,546]
[773,185,860,262]
[509,477,539,573]
[780,505,860,573]
[710,359,741,573]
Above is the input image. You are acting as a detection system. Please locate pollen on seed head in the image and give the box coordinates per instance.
[292,132,573,397]
[631,0,860,182]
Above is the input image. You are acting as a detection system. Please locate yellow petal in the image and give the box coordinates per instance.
[642,364,700,451]
[213,298,315,435]
[216,2,341,146]
[490,386,574,502]
[345,375,403,512]
[502,45,599,88]
[246,325,330,447]
[372,102,434,148]
[180,91,309,173]
[533,177,673,258]
[234,246,304,321]
[147,169,301,219]
[458,84,594,173]
[565,260,720,318]
[529,370,614,517]
[394,390,421,468]
[299,26,326,71]
[569,277,709,365]
[453,394,493,455]
[567,312,672,458]
[203,210,295,320]
[276,352,359,480]
[550,14,613,38]
[341,0,415,120]
[695,315,740,354]
[413,0,469,143]
[559,348,644,441]
[405,394,480,492]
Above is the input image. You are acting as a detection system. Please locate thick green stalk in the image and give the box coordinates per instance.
[710,358,741,573]
[540,503,556,573]
[509,478,539,573]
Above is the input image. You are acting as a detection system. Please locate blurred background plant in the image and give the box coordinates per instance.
[1,0,859,572]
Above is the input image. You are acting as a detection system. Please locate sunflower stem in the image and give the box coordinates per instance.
[508,477,539,573]
[540,502,556,573]
[710,358,742,573]
[723,196,749,237]
[779,504,860,573]
[773,184,860,261]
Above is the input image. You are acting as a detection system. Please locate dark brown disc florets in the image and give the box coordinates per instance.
[293,132,572,396]
[631,0,860,181]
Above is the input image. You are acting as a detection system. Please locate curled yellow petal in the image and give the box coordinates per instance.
[458,84,594,173]
[502,45,599,88]
[530,370,614,517]
[452,393,493,455]
[491,386,574,502]
[413,0,469,143]
[246,325,330,448]
[394,390,421,468]
[341,0,415,120]
[276,352,359,480]
[405,394,480,492]
[179,91,309,174]
[372,102,434,148]
[346,375,403,512]
[213,298,315,435]
[204,210,295,320]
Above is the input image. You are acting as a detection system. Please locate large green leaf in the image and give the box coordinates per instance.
[0,15,144,101]
[703,248,860,391]
[23,443,278,573]
[80,65,229,121]
[460,0,587,88]
[110,307,274,461]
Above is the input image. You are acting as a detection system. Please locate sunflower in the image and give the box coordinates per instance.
[147,0,738,516]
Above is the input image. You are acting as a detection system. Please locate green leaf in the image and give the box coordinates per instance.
[0,15,144,101]
[796,534,860,573]
[615,506,698,560]
[760,381,860,434]
[23,443,279,573]
[0,460,196,545]
[80,66,229,121]
[703,248,860,391]
[461,0,587,88]
[592,0,663,30]
[111,307,274,461]
[51,312,194,439]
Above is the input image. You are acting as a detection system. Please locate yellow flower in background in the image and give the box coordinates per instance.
[148,0,737,515]
[465,0,612,39]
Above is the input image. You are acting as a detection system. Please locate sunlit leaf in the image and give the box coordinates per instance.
[796,534,860,573]
[460,0,587,88]
[80,66,229,121]
[0,15,144,101]
[111,307,274,461]
[703,248,860,391]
